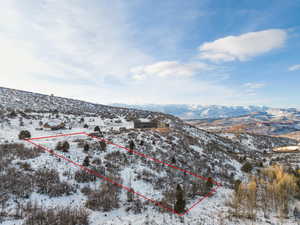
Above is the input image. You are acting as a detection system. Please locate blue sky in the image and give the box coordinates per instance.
[0,0,300,107]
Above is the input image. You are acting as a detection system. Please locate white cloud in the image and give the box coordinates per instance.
[288,64,300,71]
[0,0,152,95]
[199,29,287,62]
[242,82,265,96]
[0,1,278,106]
[130,61,211,80]
[244,82,265,89]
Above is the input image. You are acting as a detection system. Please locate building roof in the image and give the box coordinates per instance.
[136,118,151,123]
[45,119,64,127]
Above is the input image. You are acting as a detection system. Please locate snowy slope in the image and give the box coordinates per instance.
[0,87,177,124]
[0,87,299,225]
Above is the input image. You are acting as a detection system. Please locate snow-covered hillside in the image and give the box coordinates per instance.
[0,87,177,124]
[0,87,300,225]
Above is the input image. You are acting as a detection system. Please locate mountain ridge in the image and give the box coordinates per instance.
[111,103,300,119]
[0,86,180,124]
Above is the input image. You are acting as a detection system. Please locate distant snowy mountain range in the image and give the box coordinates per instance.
[1,86,298,121]
[111,103,300,119]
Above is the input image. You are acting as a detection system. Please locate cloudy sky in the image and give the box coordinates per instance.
[1,0,300,107]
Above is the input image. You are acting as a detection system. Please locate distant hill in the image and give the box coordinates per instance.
[0,87,179,123]
[111,103,300,120]
[188,111,300,136]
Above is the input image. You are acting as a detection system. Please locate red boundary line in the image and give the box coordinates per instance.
[25,132,221,216]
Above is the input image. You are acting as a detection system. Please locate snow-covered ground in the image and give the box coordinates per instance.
[1,111,299,225]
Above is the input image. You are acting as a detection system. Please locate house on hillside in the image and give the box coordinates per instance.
[43,119,65,130]
[134,118,169,129]
[134,119,157,129]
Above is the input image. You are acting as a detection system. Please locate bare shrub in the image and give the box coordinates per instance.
[35,168,60,192]
[187,179,202,198]
[23,206,89,225]
[0,143,41,160]
[0,157,10,173]
[0,193,9,221]
[136,169,155,183]
[81,186,92,196]
[34,168,74,197]
[241,162,253,173]
[104,151,129,166]
[17,162,32,171]
[91,157,102,165]
[74,170,95,183]
[56,141,70,152]
[86,175,122,212]
[74,139,85,148]
[48,182,75,197]
[127,199,144,214]
[132,199,144,214]
[0,168,34,198]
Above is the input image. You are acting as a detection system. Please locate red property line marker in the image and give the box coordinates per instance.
[28,132,86,140]
[25,132,221,216]
[86,132,222,187]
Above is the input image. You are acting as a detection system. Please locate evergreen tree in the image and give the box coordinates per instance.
[83,156,90,166]
[127,188,134,202]
[174,184,186,214]
[129,140,135,150]
[62,141,70,152]
[18,130,31,140]
[99,141,107,151]
[127,175,134,202]
[9,110,17,118]
[94,126,101,132]
[56,141,63,151]
[171,156,176,164]
[129,140,135,155]
[204,177,214,195]
[83,143,89,152]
